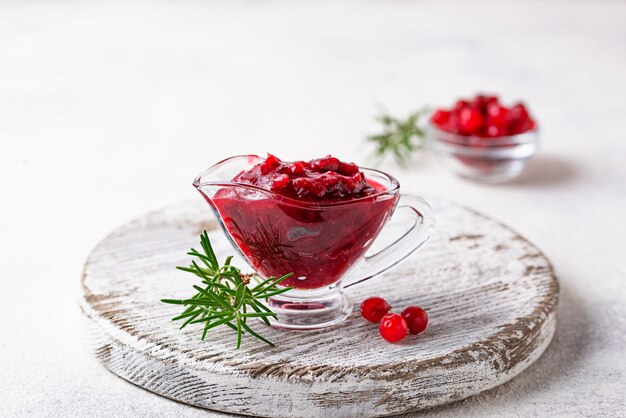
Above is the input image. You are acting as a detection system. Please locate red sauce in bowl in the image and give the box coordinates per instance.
[210,155,398,289]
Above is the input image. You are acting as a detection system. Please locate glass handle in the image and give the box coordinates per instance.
[343,194,435,289]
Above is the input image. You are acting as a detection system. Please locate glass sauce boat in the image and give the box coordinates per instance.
[194,155,435,330]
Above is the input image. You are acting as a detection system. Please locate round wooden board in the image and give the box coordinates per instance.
[79,199,558,418]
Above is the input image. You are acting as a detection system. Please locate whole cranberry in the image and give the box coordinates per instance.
[360,297,391,322]
[379,313,408,342]
[458,107,483,134]
[401,306,428,335]
[454,99,470,111]
[431,110,450,126]
[486,124,506,138]
[486,103,509,128]
[510,103,529,121]
[471,94,487,109]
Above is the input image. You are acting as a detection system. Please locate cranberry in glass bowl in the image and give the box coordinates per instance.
[427,95,539,183]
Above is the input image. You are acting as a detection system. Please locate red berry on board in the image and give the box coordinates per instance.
[379,313,408,342]
[360,297,392,322]
[431,110,450,126]
[458,107,484,134]
[401,306,428,335]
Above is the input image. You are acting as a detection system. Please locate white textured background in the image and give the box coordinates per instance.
[1,1,625,417]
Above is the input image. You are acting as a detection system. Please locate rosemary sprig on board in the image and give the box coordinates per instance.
[367,108,428,165]
[161,231,293,348]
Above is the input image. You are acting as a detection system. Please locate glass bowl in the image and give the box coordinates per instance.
[427,122,539,183]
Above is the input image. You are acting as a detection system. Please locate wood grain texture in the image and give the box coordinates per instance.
[78,199,558,418]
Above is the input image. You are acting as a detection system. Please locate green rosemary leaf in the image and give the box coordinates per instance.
[175,266,197,274]
[250,299,274,314]
[189,313,229,324]
[192,285,231,310]
[240,312,276,318]
[236,314,243,349]
[200,231,219,270]
[240,321,274,347]
[172,308,204,321]
[161,298,186,305]
[203,315,236,332]
[188,249,216,271]
[255,287,295,299]
[247,301,272,326]
[163,232,293,348]
[234,283,246,309]
[180,312,203,329]
[211,282,237,295]
[367,107,428,165]
[224,321,237,331]
[201,320,211,341]
[252,273,294,293]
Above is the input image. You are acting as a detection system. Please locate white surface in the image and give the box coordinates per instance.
[0,1,624,417]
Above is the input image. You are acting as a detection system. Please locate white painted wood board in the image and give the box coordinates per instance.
[79,199,558,417]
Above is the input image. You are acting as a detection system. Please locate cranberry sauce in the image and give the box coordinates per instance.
[231,154,379,202]
[210,155,398,289]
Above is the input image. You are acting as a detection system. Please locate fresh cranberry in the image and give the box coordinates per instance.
[360,297,392,322]
[454,99,470,111]
[471,95,499,110]
[458,107,483,134]
[401,306,428,335]
[379,313,408,342]
[510,118,536,135]
[486,103,509,128]
[510,103,529,122]
[471,95,486,109]
[432,95,536,138]
[486,95,499,106]
[431,110,450,126]
[486,124,506,138]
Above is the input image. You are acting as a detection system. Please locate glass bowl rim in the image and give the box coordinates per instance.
[193,154,401,208]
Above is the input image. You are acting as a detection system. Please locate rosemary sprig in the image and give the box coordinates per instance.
[161,231,293,348]
[367,108,428,165]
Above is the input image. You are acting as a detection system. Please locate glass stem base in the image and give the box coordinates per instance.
[267,286,353,330]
